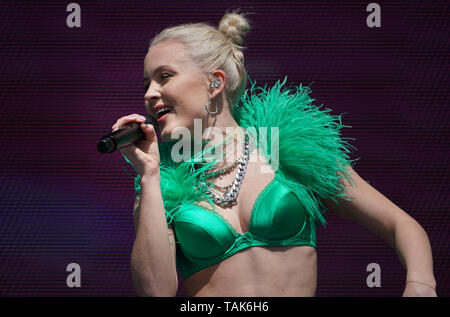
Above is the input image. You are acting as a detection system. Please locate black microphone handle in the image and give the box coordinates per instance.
[97,115,159,154]
[111,122,145,149]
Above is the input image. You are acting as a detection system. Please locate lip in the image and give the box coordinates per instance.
[153,104,171,114]
[157,112,171,124]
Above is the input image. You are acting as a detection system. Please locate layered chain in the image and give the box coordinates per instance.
[199,129,255,207]
[203,129,248,180]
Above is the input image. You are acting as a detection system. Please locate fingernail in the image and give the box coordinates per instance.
[138,115,147,121]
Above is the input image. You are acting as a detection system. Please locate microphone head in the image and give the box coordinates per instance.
[97,137,116,153]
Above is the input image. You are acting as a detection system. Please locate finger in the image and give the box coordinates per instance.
[119,143,141,162]
[140,122,157,141]
[112,114,147,131]
[119,143,149,165]
[112,114,146,131]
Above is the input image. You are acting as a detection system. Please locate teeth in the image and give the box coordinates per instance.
[155,106,171,117]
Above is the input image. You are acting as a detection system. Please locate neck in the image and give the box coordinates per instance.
[202,109,244,168]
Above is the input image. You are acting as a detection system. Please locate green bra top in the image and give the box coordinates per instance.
[173,172,316,279]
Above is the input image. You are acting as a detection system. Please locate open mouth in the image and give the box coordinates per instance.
[155,106,173,119]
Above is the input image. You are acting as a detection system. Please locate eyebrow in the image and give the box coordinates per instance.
[143,65,172,80]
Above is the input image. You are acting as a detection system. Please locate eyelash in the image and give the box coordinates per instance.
[144,73,171,91]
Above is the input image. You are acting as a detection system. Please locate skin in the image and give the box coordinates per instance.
[183,147,318,296]
[113,39,437,297]
[142,39,238,143]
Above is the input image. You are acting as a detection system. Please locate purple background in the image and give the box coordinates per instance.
[0,1,448,296]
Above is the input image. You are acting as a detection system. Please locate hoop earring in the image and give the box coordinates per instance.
[205,96,219,115]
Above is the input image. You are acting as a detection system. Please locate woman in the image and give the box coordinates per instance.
[112,11,436,297]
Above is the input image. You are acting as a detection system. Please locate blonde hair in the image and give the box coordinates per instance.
[148,10,251,110]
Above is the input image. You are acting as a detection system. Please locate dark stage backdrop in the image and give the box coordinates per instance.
[0,1,448,297]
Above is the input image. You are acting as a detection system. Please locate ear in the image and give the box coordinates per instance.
[209,70,226,99]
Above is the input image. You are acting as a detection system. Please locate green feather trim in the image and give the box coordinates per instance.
[128,77,358,227]
[234,77,358,225]
[132,137,233,224]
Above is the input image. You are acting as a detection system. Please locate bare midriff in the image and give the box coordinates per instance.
[183,245,317,297]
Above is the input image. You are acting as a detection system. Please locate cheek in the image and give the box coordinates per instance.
[168,80,207,118]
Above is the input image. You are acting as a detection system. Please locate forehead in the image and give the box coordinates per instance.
[144,40,192,77]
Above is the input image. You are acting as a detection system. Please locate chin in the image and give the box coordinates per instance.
[158,127,173,142]
[158,125,183,143]
[159,119,196,142]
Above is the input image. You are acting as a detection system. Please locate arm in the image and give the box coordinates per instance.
[322,166,437,296]
[131,172,178,297]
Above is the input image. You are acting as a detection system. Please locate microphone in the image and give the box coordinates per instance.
[97,114,159,153]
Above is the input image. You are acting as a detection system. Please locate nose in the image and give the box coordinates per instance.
[144,81,161,104]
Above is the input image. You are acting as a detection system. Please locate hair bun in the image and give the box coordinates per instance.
[218,11,251,46]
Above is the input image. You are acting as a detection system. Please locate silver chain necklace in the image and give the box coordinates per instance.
[199,130,255,207]
[203,129,248,180]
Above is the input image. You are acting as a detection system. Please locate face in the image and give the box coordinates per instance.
[143,40,210,141]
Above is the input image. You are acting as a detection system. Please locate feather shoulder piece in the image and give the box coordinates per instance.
[233,77,358,225]
[128,77,358,226]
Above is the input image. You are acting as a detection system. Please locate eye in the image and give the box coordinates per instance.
[143,73,171,92]
[161,73,171,80]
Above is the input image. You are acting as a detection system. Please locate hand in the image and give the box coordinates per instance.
[402,281,437,297]
[112,114,160,176]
